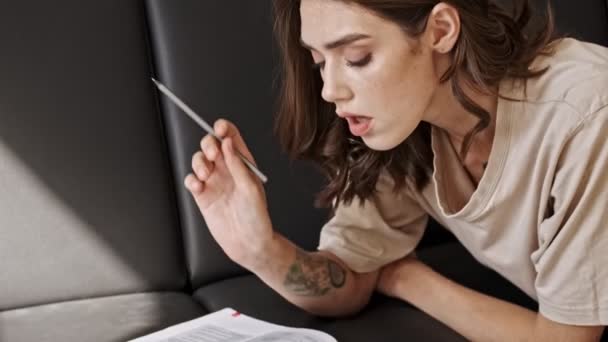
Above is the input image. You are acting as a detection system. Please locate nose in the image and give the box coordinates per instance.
[320,65,352,104]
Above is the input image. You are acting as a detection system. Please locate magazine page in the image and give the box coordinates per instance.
[129,308,336,342]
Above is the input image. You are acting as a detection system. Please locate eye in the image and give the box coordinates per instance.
[346,54,372,68]
[311,53,372,71]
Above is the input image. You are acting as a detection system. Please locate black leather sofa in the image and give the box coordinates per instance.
[0,1,606,341]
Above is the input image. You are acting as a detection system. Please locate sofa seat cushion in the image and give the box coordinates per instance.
[0,292,206,342]
[194,274,464,341]
[194,241,544,341]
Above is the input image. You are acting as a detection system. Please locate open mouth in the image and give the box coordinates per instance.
[346,116,373,136]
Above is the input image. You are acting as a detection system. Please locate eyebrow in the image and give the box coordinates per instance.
[300,33,371,52]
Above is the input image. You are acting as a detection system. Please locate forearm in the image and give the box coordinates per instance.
[394,261,537,341]
[247,232,377,317]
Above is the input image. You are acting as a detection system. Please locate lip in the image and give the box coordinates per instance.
[336,111,372,119]
[345,116,373,136]
[337,112,374,136]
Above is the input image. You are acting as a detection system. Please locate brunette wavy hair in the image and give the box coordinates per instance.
[272,0,558,209]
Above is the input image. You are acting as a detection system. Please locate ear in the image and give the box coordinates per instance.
[423,3,460,54]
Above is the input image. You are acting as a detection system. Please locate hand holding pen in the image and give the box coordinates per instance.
[152,78,275,271]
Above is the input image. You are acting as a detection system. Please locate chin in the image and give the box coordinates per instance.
[361,134,403,151]
[361,125,414,151]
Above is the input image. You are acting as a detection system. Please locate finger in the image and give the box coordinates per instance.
[222,137,255,190]
[184,173,205,195]
[200,134,222,162]
[191,151,214,182]
[191,151,204,172]
[214,119,256,167]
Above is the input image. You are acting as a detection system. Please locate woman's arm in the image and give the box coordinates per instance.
[377,257,605,341]
[250,232,379,317]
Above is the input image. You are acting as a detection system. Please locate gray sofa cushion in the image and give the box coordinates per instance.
[193,242,538,341]
[0,292,206,342]
[194,274,466,342]
[551,0,608,46]
[0,0,188,311]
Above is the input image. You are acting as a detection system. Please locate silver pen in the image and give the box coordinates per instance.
[151,78,268,184]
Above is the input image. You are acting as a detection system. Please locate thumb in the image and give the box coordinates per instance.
[222,137,255,189]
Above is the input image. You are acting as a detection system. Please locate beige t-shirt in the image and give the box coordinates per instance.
[317,38,608,325]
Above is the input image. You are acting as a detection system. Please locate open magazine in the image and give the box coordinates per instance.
[129,308,337,342]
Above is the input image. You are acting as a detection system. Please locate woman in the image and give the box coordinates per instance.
[184,0,608,340]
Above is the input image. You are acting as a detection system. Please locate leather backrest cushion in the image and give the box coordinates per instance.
[494,0,607,46]
[145,0,329,288]
[0,1,188,310]
[550,0,608,46]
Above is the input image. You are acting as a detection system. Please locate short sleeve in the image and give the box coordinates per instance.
[534,105,608,325]
[317,171,428,273]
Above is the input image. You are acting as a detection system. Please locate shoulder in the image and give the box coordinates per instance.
[500,38,608,140]
[524,38,608,120]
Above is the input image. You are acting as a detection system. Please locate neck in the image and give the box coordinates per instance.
[423,76,498,154]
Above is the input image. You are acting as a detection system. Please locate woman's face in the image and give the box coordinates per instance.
[299,0,443,151]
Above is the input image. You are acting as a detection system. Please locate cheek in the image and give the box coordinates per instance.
[361,62,437,150]
[349,51,438,117]
[364,50,430,108]
[374,64,435,120]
